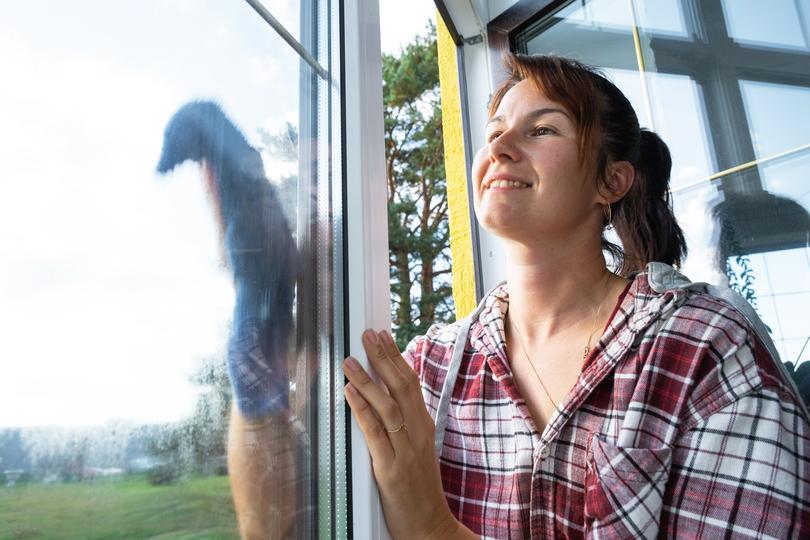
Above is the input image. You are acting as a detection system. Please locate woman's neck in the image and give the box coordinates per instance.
[503,238,623,343]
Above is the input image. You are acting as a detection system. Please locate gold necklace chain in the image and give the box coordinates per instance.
[509,272,612,410]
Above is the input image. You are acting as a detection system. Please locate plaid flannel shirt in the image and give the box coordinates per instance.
[403,263,810,539]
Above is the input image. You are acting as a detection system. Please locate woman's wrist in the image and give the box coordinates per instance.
[421,512,478,540]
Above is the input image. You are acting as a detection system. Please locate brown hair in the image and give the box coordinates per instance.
[489,53,687,275]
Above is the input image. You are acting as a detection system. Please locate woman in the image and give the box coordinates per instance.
[342,54,810,539]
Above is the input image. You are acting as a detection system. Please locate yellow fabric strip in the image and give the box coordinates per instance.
[436,11,477,318]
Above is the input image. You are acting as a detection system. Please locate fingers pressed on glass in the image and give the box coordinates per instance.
[378,330,418,381]
[376,331,431,426]
[342,356,409,443]
[362,330,412,398]
[344,383,394,464]
[343,356,391,406]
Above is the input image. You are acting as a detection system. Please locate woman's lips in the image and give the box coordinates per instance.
[487,179,530,189]
[484,173,531,189]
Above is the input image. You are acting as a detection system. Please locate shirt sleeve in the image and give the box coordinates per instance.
[660,383,810,538]
[401,332,427,379]
[400,322,451,379]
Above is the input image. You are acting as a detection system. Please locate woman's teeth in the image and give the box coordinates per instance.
[489,179,529,189]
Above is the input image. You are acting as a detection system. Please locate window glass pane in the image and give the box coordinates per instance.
[0,1,339,536]
[517,0,810,366]
[645,73,714,188]
[525,2,638,69]
[253,0,313,54]
[669,183,728,285]
[721,0,810,51]
[541,0,687,38]
[740,249,810,363]
[739,80,810,205]
[633,0,688,37]
[741,81,810,159]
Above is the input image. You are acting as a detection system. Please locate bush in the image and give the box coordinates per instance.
[0,470,32,487]
[146,464,181,486]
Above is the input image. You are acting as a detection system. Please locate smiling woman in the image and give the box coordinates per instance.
[474,84,593,241]
[341,53,810,539]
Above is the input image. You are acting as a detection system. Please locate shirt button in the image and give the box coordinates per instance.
[539,447,550,460]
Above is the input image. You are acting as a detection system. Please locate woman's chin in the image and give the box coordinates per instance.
[478,214,529,239]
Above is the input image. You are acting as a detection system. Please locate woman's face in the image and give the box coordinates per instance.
[472,79,602,243]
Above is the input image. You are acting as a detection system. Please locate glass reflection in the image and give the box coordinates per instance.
[0,1,325,537]
[721,0,810,51]
[740,80,810,208]
[559,0,687,37]
[251,0,308,53]
[155,100,314,538]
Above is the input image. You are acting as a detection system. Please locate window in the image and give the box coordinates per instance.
[512,0,810,364]
[0,0,347,536]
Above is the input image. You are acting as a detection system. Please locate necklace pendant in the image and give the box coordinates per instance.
[582,346,590,361]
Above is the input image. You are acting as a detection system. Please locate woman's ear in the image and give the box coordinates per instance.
[600,160,635,203]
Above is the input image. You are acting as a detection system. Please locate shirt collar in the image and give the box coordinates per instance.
[467,263,691,360]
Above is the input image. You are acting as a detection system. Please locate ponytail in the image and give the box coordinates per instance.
[612,129,687,274]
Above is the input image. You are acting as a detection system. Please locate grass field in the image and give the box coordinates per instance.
[0,475,239,540]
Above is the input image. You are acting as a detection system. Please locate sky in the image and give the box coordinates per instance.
[0,0,436,429]
[380,0,437,54]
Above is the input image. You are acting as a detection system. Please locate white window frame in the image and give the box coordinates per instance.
[342,0,393,538]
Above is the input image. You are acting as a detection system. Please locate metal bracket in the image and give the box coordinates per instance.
[463,34,483,45]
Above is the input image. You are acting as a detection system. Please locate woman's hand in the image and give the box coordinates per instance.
[343,329,471,540]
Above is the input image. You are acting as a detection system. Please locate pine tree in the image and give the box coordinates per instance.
[384,23,454,349]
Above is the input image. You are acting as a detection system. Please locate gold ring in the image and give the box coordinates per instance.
[385,422,407,433]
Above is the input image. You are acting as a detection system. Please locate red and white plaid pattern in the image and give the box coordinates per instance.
[403,267,810,539]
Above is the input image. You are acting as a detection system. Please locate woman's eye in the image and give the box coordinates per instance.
[487,131,501,143]
[531,126,554,136]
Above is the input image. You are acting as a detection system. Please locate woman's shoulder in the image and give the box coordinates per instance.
[633,262,809,422]
[636,262,766,342]
[402,283,509,375]
[401,319,467,376]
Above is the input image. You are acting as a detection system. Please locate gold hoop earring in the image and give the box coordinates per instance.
[603,204,613,230]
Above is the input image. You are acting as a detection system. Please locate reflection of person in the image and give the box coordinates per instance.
[156,102,305,538]
[343,55,810,539]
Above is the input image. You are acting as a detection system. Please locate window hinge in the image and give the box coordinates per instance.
[463,34,483,46]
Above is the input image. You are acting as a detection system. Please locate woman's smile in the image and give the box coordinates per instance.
[485,173,532,190]
[488,180,530,190]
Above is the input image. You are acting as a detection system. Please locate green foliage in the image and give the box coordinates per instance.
[146,355,231,479]
[720,219,758,310]
[384,22,455,349]
[146,463,181,486]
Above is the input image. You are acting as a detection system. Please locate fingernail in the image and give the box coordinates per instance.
[344,383,357,396]
[344,357,361,372]
[364,329,379,344]
[379,330,393,345]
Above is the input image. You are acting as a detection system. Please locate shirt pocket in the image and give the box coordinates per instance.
[583,433,673,540]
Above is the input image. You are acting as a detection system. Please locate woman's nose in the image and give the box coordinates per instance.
[488,130,519,163]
